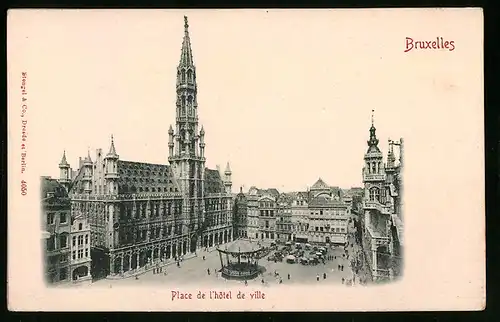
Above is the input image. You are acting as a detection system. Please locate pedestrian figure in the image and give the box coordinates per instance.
[177,261,180,267]
[279,278,283,284]
[261,278,265,284]
[288,273,290,280]
[135,275,139,280]
[316,274,319,281]
[323,273,327,279]
[342,277,344,284]
[207,268,210,275]
[245,280,248,286]
[203,256,205,260]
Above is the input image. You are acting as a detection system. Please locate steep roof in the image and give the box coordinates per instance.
[218,239,263,254]
[40,176,68,199]
[311,178,330,190]
[308,193,346,208]
[117,160,179,194]
[205,168,224,194]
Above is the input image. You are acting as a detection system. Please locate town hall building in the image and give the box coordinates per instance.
[56,16,234,278]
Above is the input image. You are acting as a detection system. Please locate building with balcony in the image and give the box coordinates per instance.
[41,176,72,284]
[245,187,280,240]
[286,179,351,245]
[360,111,404,283]
[52,16,234,279]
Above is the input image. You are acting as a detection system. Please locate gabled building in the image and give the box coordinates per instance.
[55,16,234,279]
[288,178,350,245]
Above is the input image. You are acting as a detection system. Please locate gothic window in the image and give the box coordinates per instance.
[369,187,380,202]
[181,69,186,82]
[187,69,192,82]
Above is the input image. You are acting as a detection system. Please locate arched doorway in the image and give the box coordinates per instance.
[166,245,171,259]
[123,255,130,272]
[131,253,138,269]
[73,265,89,280]
[113,257,121,274]
[190,236,197,253]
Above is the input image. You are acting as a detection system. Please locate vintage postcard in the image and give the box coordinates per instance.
[7,9,484,311]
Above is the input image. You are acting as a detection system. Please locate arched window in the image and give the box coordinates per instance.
[372,162,376,173]
[369,187,380,202]
[181,69,186,82]
[187,69,192,82]
[79,223,83,231]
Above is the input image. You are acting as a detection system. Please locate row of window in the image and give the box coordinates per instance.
[369,187,387,203]
[366,161,382,174]
[46,212,67,225]
[314,226,346,233]
[72,248,89,260]
[310,210,347,216]
[260,210,275,217]
[259,201,275,208]
[72,234,89,247]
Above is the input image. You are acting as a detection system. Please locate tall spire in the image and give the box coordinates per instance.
[367,109,379,151]
[179,16,194,67]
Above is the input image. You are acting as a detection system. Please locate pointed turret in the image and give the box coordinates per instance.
[104,135,119,194]
[58,150,71,187]
[224,162,232,194]
[106,135,119,159]
[83,149,93,165]
[168,125,174,135]
[59,150,69,168]
[200,125,205,135]
[179,16,194,67]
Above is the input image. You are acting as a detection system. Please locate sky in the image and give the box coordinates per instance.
[11,9,479,192]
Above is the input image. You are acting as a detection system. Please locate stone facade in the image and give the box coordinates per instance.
[41,176,72,284]
[235,180,352,245]
[361,112,404,282]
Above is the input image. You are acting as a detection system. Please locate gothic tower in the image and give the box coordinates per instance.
[168,16,206,250]
[58,150,71,191]
[362,110,386,226]
[82,150,93,194]
[104,135,119,249]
